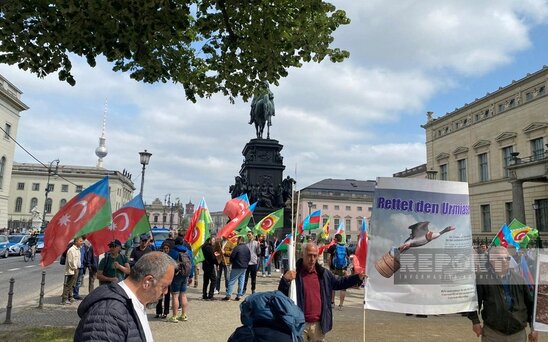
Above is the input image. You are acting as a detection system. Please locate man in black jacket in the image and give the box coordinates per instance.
[201,237,217,300]
[468,246,538,341]
[223,236,251,301]
[278,242,365,341]
[75,252,176,342]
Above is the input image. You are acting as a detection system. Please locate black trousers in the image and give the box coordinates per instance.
[156,287,170,315]
[202,265,217,299]
[243,264,258,294]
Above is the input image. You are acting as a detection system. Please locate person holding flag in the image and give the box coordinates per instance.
[243,230,261,295]
[468,246,537,341]
[278,242,366,341]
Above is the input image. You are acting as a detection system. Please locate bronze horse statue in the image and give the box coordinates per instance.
[249,83,275,139]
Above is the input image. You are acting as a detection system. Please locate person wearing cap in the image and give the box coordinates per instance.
[130,235,153,266]
[97,239,130,285]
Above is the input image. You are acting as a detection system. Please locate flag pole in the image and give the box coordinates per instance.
[289,178,299,303]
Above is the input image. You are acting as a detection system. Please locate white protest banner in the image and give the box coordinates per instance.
[534,251,548,331]
[365,177,477,315]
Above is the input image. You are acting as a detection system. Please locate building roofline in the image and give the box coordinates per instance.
[422,65,547,128]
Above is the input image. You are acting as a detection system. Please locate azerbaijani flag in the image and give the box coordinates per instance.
[519,254,535,292]
[184,198,212,260]
[353,218,368,274]
[41,177,112,267]
[492,223,520,249]
[335,221,346,244]
[217,202,257,239]
[320,216,331,239]
[298,209,321,234]
[88,194,150,256]
[224,194,250,220]
[254,208,284,235]
[266,233,291,266]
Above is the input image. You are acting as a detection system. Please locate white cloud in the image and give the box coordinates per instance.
[0,0,546,211]
[333,0,547,74]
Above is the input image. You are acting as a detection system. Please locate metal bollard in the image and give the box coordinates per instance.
[38,270,46,309]
[4,278,14,324]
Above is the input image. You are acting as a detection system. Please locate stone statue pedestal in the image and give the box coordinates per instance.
[232,138,292,235]
[240,139,285,188]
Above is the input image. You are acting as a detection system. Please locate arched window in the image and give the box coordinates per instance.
[30,197,38,211]
[59,199,67,208]
[15,197,23,212]
[45,198,53,213]
[0,156,5,189]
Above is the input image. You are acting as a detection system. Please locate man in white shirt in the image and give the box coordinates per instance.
[75,252,177,342]
[62,236,83,305]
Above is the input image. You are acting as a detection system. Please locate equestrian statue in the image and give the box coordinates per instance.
[249,81,275,139]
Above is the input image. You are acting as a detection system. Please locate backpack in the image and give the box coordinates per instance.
[177,249,192,277]
[231,291,305,342]
[59,242,74,265]
[332,244,348,269]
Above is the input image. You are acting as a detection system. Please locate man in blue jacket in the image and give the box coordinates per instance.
[278,242,366,341]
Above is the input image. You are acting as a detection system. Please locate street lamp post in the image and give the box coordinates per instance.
[139,150,152,196]
[307,201,313,239]
[41,159,60,231]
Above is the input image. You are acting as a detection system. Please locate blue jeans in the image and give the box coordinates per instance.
[262,257,271,275]
[216,264,231,292]
[73,268,85,297]
[226,268,246,298]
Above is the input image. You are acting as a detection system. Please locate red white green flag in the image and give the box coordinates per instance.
[41,177,112,267]
[217,202,256,239]
[87,194,150,256]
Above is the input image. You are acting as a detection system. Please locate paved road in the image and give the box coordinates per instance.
[0,254,66,314]
[1,270,547,341]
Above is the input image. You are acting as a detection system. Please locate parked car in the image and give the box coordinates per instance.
[8,235,30,256]
[36,234,45,253]
[0,234,9,258]
[151,227,171,250]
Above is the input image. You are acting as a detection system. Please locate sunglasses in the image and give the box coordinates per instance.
[491,256,511,261]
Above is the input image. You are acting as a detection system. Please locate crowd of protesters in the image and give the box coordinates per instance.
[62,230,546,342]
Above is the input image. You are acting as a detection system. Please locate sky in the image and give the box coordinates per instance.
[0,0,547,212]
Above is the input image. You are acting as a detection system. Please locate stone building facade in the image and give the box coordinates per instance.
[0,75,28,230]
[422,66,548,239]
[297,178,374,244]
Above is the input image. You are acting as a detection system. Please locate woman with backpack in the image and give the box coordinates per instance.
[167,237,194,323]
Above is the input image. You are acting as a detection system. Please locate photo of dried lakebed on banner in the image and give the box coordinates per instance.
[365,177,478,315]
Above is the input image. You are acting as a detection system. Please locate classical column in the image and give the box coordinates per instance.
[511,180,526,223]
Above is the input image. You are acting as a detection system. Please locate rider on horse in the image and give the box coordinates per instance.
[249,81,275,139]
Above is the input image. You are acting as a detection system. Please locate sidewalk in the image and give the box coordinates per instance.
[1,271,546,341]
